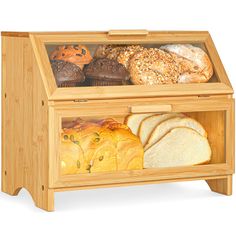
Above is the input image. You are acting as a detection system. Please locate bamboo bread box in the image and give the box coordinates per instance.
[1,30,235,211]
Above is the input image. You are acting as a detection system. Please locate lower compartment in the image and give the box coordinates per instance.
[60,110,225,176]
[48,98,234,189]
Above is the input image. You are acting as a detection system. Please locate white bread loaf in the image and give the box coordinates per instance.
[144,127,211,168]
[145,117,207,150]
[160,44,213,83]
[138,113,185,146]
[124,113,153,135]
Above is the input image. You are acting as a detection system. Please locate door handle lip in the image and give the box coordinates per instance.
[108,30,149,36]
[130,104,172,113]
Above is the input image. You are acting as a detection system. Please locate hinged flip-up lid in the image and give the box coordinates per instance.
[25,30,233,100]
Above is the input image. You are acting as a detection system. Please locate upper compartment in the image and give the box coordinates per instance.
[29,30,233,100]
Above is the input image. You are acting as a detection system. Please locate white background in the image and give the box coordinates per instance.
[0,0,236,235]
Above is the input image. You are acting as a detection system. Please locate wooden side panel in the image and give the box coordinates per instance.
[23,38,54,211]
[1,36,54,211]
[2,36,24,195]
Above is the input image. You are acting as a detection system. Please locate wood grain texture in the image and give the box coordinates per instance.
[49,97,234,189]
[206,175,233,195]
[1,31,235,211]
[1,36,54,211]
[53,175,230,192]
[28,31,232,101]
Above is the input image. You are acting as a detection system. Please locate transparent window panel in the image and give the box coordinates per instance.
[45,42,218,88]
[59,111,225,176]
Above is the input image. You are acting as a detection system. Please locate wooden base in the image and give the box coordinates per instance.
[2,175,233,211]
[2,185,54,212]
[206,175,233,195]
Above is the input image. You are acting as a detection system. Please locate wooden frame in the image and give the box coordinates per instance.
[49,97,234,188]
[1,31,235,211]
[29,31,233,101]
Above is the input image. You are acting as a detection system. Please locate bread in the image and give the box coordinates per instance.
[94,45,126,60]
[129,48,181,85]
[83,58,130,86]
[124,113,154,135]
[145,117,207,150]
[144,127,211,168]
[50,45,92,69]
[114,128,143,170]
[160,44,213,83]
[50,60,85,87]
[60,118,144,174]
[117,45,144,69]
[60,138,88,175]
[138,113,185,146]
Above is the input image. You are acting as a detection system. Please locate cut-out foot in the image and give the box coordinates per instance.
[206,175,233,196]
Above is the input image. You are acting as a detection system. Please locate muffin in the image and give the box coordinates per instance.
[50,45,92,69]
[50,60,85,87]
[84,58,130,86]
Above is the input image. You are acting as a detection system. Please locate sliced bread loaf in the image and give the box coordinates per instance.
[145,117,207,150]
[138,113,185,145]
[124,113,154,135]
[144,127,211,168]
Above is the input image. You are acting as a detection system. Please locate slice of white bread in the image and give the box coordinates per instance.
[138,113,185,146]
[144,127,211,168]
[124,113,154,135]
[145,117,207,150]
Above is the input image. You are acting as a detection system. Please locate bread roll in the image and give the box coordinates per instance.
[138,113,185,145]
[144,127,211,168]
[160,44,213,83]
[145,117,207,150]
[129,48,181,85]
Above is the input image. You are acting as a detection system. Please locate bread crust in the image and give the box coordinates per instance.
[144,127,212,168]
[129,48,181,85]
[160,44,213,83]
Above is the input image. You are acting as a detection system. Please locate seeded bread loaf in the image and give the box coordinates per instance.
[60,118,144,174]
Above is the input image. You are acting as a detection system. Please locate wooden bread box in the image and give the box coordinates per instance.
[1,30,235,211]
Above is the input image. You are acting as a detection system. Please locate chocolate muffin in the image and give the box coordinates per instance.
[50,60,85,87]
[84,58,130,86]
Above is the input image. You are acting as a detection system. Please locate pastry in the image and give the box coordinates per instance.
[50,45,92,69]
[94,45,126,60]
[50,60,85,87]
[117,45,144,69]
[138,113,185,146]
[144,127,211,168]
[160,44,213,83]
[129,48,181,85]
[84,58,130,86]
[144,117,207,150]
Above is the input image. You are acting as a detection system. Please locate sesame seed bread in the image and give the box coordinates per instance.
[144,127,211,168]
[129,48,181,85]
